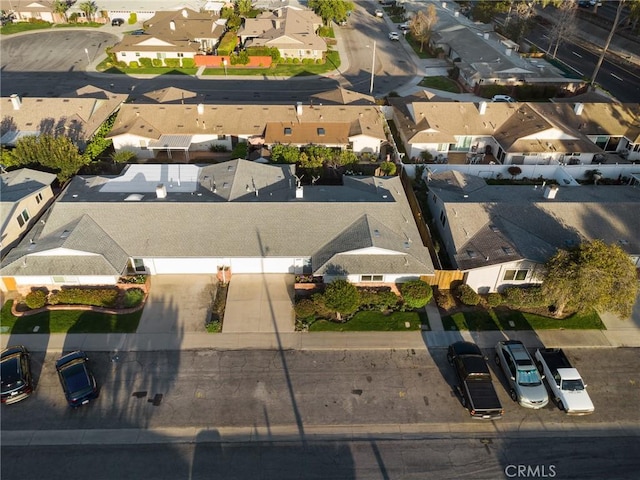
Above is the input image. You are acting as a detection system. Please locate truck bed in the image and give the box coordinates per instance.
[536,348,572,372]
[465,378,502,412]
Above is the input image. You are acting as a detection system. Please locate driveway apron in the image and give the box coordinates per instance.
[137,275,216,333]
[222,274,295,333]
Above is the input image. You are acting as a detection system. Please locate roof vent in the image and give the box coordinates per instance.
[170,20,176,31]
[156,184,167,199]
[479,101,487,115]
[197,103,204,115]
[543,185,558,199]
[125,194,144,201]
[574,103,584,116]
[295,186,304,199]
[10,94,21,110]
[60,230,71,239]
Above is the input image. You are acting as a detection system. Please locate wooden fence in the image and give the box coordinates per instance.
[422,270,465,291]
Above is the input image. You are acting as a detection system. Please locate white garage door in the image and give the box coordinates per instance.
[230,258,294,274]
[150,258,218,274]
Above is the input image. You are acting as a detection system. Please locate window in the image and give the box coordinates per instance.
[437,143,448,152]
[361,275,383,282]
[133,259,146,273]
[284,127,292,135]
[439,210,446,227]
[177,53,184,58]
[17,215,25,227]
[135,52,141,57]
[122,52,127,57]
[503,269,528,281]
[36,193,43,204]
[16,209,29,227]
[317,128,325,136]
[139,139,147,150]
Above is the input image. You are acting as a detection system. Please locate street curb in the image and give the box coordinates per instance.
[3,421,639,446]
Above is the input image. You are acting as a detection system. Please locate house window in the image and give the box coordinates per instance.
[177,53,184,58]
[361,275,384,282]
[503,269,528,281]
[36,193,43,204]
[122,52,127,57]
[133,259,146,273]
[317,128,325,136]
[135,52,141,57]
[437,143,448,152]
[439,210,446,227]
[52,276,65,283]
[16,209,30,227]
[139,140,147,150]
[284,127,292,135]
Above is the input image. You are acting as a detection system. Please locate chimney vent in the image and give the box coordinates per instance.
[10,94,21,110]
[574,103,584,115]
[156,184,167,199]
[295,186,304,199]
[296,102,303,116]
[543,185,558,199]
[479,101,487,115]
[182,9,188,18]
[197,103,204,115]
[170,20,176,31]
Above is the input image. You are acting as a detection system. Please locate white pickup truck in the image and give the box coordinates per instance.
[534,348,594,415]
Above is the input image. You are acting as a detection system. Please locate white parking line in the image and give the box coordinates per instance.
[572,51,583,58]
[610,73,623,81]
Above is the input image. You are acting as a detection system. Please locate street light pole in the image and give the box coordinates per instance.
[222,58,228,77]
[369,40,376,95]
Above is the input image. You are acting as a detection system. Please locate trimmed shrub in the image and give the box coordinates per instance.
[503,286,546,308]
[182,58,195,68]
[486,292,504,307]
[164,58,180,68]
[435,289,456,310]
[129,61,140,69]
[151,58,163,67]
[295,298,316,318]
[323,280,360,316]
[358,288,399,311]
[49,288,119,307]
[123,288,145,308]
[456,284,480,306]
[25,289,48,309]
[400,280,433,309]
[138,57,152,68]
[128,13,137,24]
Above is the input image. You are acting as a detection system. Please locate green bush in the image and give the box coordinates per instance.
[129,61,140,69]
[435,289,456,310]
[151,58,163,67]
[25,289,48,309]
[164,58,180,68]
[323,280,360,316]
[217,32,238,55]
[456,284,480,306]
[231,142,248,159]
[210,283,228,322]
[486,292,504,307]
[311,293,333,318]
[123,288,145,308]
[111,150,137,163]
[380,161,396,175]
[182,58,195,68]
[400,280,433,309]
[295,298,316,318]
[358,288,399,311]
[128,13,137,24]
[138,57,152,68]
[49,288,119,307]
[503,286,546,308]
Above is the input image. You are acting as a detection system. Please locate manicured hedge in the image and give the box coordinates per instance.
[49,288,119,308]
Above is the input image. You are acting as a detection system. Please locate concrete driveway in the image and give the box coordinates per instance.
[138,275,216,334]
[222,274,295,333]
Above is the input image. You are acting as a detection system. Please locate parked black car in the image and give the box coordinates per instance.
[55,351,99,407]
[111,18,124,26]
[447,341,503,419]
[1,346,34,405]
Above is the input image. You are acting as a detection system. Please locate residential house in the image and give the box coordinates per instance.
[110,8,226,63]
[0,86,127,151]
[0,168,57,260]
[388,98,640,165]
[0,0,60,23]
[426,170,640,293]
[106,99,387,160]
[238,6,326,61]
[0,160,435,292]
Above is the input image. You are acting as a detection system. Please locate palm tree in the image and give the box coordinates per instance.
[52,0,71,23]
[79,1,98,23]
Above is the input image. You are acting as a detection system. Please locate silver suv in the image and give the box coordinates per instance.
[495,341,549,409]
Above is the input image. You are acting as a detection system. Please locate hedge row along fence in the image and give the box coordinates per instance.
[22,286,146,311]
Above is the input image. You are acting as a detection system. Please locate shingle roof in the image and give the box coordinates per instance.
[429,172,640,271]
[1,162,434,277]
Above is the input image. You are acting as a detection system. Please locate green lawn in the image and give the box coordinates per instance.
[418,76,460,93]
[309,310,429,332]
[1,21,103,35]
[0,301,142,334]
[203,51,340,77]
[441,307,605,331]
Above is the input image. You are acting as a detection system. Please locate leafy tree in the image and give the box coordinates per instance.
[52,0,72,22]
[542,240,638,318]
[111,150,136,163]
[410,5,438,52]
[79,1,98,22]
[270,144,300,164]
[323,279,360,316]
[3,135,89,182]
[380,161,396,175]
[508,166,522,179]
[400,280,433,309]
[83,112,117,160]
[335,150,358,167]
[298,151,323,169]
[471,0,510,23]
[308,0,354,26]
[235,0,252,15]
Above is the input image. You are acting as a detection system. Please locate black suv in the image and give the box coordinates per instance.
[111,18,124,26]
[56,351,99,407]
[1,346,34,405]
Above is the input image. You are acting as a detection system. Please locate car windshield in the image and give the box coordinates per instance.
[61,363,90,392]
[562,379,585,391]
[1,357,22,392]
[517,367,542,386]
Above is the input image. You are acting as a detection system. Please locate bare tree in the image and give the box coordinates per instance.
[590,0,626,87]
[547,0,577,58]
[410,4,438,53]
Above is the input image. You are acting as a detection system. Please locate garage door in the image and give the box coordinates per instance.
[230,258,294,274]
[151,258,218,274]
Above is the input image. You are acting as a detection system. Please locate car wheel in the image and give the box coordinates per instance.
[510,389,517,402]
[495,354,500,365]
[460,395,467,408]
[446,354,453,366]
[557,399,565,411]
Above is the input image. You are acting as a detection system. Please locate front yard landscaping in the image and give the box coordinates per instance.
[0,300,142,334]
[310,310,429,332]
